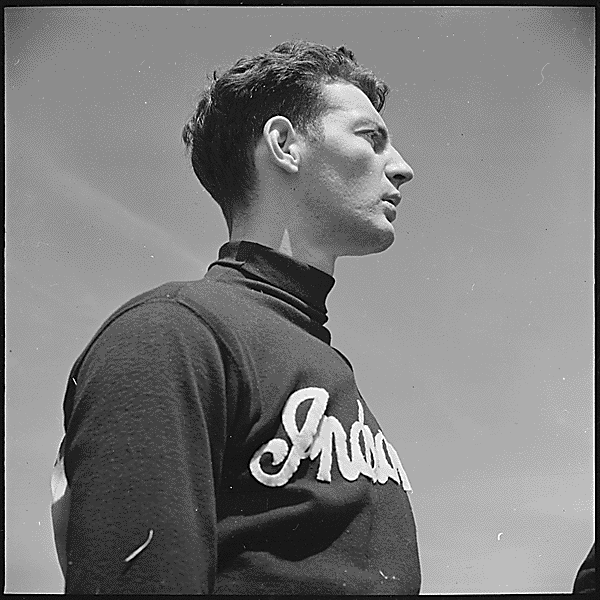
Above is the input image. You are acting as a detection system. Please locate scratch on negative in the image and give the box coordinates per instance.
[538,63,550,85]
[125,529,154,562]
[379,569,398,581]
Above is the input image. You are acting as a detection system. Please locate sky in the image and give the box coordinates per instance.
[4,6,594,594]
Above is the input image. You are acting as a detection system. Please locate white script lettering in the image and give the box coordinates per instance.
[249,387,412,492]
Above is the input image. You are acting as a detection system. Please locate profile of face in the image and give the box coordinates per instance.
[296,82,414,258]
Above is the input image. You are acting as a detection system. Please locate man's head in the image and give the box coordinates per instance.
[183,42,389,223]
[183,42,413,271]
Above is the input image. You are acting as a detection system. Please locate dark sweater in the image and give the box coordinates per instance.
[51,240,421,594]
[573,544,595,594]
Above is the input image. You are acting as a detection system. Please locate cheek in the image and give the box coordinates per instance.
[331,148,373,178]
[319,152,378,196]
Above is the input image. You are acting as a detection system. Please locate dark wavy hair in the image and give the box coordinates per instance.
[182,40,389,230]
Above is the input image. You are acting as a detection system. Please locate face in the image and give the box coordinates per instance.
[296,82,414,257]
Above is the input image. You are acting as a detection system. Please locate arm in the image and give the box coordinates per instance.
[62,300,230,594]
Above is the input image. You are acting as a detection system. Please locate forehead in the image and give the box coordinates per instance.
[321,82,385,127]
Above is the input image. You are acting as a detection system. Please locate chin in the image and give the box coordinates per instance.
[367,230,396,255]
[343,223,396,257]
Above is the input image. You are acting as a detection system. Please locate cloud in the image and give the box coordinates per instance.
[38,152,210,272]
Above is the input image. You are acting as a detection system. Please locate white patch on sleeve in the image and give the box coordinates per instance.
[51,443,70,578]
[51,453,68,504]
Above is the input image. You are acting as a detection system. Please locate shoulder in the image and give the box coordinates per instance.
[74,279,234,373]
[89,277,239,342]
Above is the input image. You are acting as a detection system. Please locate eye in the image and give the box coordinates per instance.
[360,130,380,147]
[360,129,385,152]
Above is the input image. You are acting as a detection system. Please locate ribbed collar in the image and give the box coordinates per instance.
[207,241,335,339]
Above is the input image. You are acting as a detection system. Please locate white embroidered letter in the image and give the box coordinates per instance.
[310,415,340,482]
[385,438,413,492]
[349,399,377,482]
[374,432,398,484]
[250,387,328,487]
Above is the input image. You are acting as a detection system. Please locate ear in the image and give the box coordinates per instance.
[262,116,302,174]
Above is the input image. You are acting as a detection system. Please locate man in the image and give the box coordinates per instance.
[51,40,419,594]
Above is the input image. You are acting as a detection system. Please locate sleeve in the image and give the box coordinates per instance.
[573,543,595,594]
[62,300,232,594]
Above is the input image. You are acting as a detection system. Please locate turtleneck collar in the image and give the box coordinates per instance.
[206,241,336,341]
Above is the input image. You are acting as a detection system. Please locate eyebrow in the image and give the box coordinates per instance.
[354,118,392,144]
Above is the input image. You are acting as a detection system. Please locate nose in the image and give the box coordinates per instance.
[386,147,414,189]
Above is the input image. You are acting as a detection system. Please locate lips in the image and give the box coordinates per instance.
[382,200,397,221]
[382,193,402,207]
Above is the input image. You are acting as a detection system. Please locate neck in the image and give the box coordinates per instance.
[229,222,336,276]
